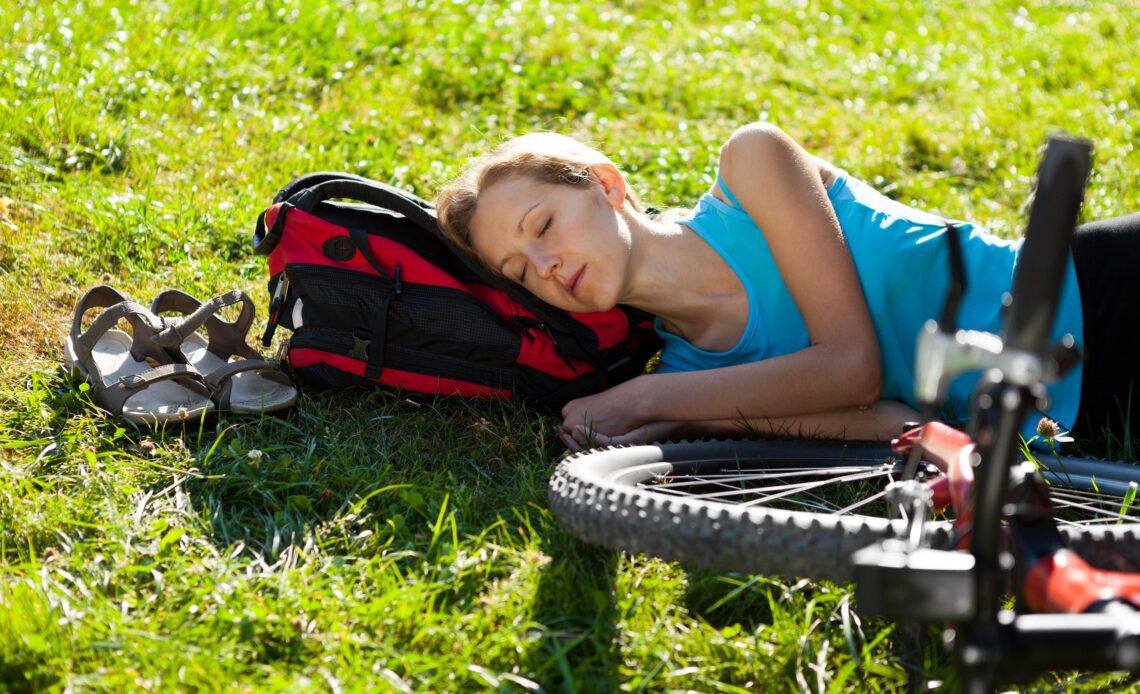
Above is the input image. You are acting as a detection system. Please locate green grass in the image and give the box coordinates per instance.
[3,0,1140,690]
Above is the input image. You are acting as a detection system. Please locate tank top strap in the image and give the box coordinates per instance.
[715,172,744,210]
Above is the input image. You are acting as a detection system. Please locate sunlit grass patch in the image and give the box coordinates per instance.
[2,0,1139,690]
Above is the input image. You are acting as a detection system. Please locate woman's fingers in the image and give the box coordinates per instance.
[559,425,599,451]
[590,426,655,447]
[559,421,675,451]
[559,378,650,436]
[592,431,617,446]
[556,425,608,451]
[571,425,593,448]
[558,428,580,451]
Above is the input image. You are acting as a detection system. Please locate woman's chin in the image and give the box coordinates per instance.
[574,298,621,315]
[544,287,618,314]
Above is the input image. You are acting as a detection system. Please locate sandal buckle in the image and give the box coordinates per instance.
[120,374,146,389]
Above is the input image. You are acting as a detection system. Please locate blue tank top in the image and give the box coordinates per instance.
[656,171,1084,442]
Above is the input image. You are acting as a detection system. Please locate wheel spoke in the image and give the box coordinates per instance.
[634,453,1139,527]
[1047,489,1139,525]
[646,464,897,509]
[831,487,894,516]
[649,466,886,490]
[736,470,884,508]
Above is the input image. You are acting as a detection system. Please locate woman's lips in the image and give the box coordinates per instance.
[568,266,585,296]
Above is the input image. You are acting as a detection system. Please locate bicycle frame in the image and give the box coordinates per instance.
[853,137,1140,690]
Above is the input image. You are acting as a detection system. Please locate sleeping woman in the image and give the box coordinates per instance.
[435,124,1140,450]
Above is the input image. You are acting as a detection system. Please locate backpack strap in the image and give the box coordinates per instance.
[286,178,439,232]
[272,171,373,204]
[253,175,440,258]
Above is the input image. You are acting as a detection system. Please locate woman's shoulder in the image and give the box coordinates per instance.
[714,123,839,205]
[719,122,789,151]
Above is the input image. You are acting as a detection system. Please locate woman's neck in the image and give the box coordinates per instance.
[619,213,742,336]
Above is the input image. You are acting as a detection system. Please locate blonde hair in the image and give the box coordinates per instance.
[435,133,643,261]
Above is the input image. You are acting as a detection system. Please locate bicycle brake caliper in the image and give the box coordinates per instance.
[852,445,977,621]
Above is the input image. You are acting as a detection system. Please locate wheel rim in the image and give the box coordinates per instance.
[1035,456,1140,527]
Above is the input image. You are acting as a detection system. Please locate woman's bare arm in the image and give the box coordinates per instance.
[563,400,920,451]
[664,123,881,413]
[561,123,882,436]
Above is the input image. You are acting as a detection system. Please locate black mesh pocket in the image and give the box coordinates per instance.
[285,264,390,317]
[284,263,521,367]
[387,285,519,365]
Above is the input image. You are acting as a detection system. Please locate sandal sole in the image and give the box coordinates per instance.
[65,330,215,424]
[181,334,298,413]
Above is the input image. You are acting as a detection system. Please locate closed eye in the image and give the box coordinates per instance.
[519,217,551,282]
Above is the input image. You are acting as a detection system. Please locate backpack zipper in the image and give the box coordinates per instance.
[261,274,290,347]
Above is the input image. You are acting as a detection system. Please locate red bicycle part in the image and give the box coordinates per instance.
[1024,549,1140,613]
[893,421,977,547]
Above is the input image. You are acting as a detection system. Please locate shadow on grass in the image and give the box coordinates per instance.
[173,388,456,562]
[682,568,943,691]
[523,536,620,691]
[682,569,776,632]
[158,388,623,684]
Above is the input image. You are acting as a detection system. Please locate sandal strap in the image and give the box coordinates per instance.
[70,286,165,367]
[201,358,283,390]
[151,289,258,360]
[100,363,208,414]
[205,359,293,409]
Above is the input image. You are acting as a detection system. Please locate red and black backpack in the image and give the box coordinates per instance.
[251,172,661,411]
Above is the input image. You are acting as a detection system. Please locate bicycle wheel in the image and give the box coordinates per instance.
[548,438,1140,583]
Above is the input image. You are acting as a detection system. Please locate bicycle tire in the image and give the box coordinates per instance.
[548,438,1140,584]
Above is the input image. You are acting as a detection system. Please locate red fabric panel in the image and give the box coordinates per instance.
[467,283,524,321]
[268,208,468,291]
[466,282,632,351]
[571,308,630,350]
[517,332,590,380]
[289,348,511,399]
[265,204,286,275]
[465,284,591,378]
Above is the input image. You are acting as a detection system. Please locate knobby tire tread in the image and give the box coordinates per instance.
[548,440,1140,584]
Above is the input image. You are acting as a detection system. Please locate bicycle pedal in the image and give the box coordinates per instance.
[852,540,976,621]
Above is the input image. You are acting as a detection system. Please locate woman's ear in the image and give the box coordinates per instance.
[588,163,627,209]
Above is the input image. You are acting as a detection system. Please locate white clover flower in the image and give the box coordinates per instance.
[1036,418,1075,445]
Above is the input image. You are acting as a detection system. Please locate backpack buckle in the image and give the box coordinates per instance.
[350,335,371,361]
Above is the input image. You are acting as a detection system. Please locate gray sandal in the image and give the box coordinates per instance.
[64,286,215,424]
[150,289,298,414]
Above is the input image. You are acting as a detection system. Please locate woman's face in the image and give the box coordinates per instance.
[468,169,631,313]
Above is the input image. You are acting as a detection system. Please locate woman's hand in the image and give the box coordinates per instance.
[559,419,685,452]
[559,375,651,440]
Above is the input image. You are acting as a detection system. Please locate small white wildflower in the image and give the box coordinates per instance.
[247,449,264,462]
[1036,417,1075,445]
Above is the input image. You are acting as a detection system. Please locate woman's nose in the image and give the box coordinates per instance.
[532,251,561,279]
